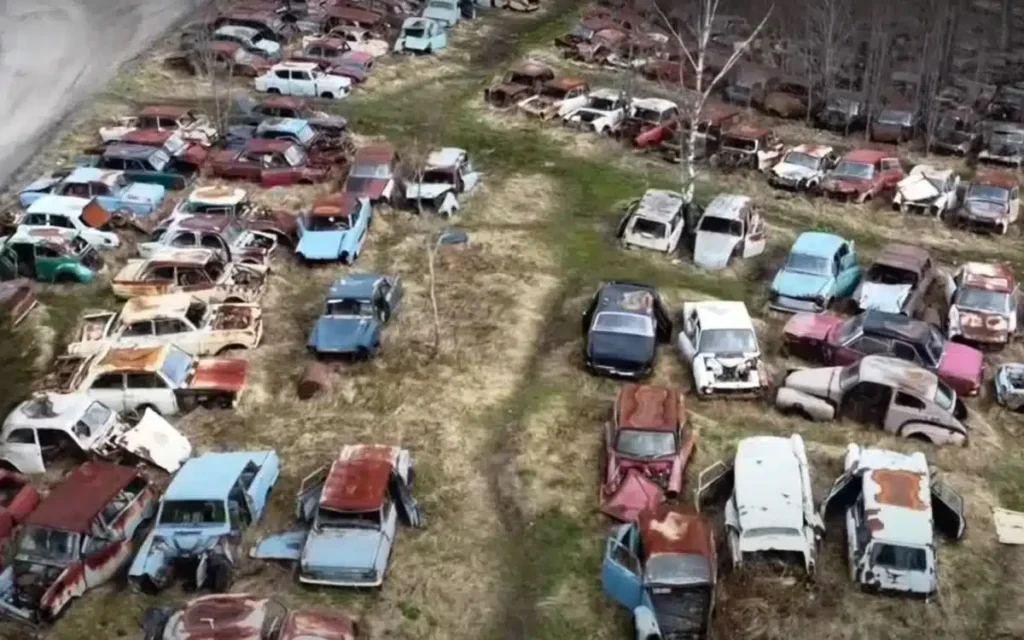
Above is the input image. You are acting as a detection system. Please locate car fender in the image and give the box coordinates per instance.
[128,534,173,591]
[775,387,835,420]
[633,605,661,640]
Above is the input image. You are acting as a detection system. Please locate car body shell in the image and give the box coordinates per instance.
[344,144,402,203]
[767,144,837,192]
[0,229,100,285]
[84,143,201,192]
[946,262,1018,346]
[582,282,671,379]
[677,301,767,397]
[769,231,861,313]
[308,275,403,357]
[516,78,590,120]
[617,189,691,254]
[402,147,480,217]
[484,63,555,107]
[166,185,298,248]
[692,194,767,270]
[19,167,166,217]
[892,165,960,216]
[296,194,372,263]
[0,472,39,565]
[852,243,935,317]
[18,196,121,251]
[209,139,332,188]
[254,61,353,100]
[562,89,629,134]
[0,279,38,326]
[953,171,1020,234]
[821,149,903,203]
[393,17,448,53]
[112,249,267,303]
[712,126,784,172]
[138,214,277,267]
[979,124,1024,168]
[98,106,218,147]
[618,98,680,145]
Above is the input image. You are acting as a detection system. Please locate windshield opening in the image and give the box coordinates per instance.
[505,73,535,86]
[306,213,352,231]
[326,298,374,317]
[721,135,756,151]
[648,585,711,636]
[934,380,956,412]
[698,328,757,353]
[541,86,568,99]
[876,110,912,126]
[403,27,425,37]
[924,328,945,363]
[632,107,662,123]
[75,402,112,439]
[16,526,77,564]
[259,600,288,640]
[615,429,676,458]
[592,311,655,337]
[742,526,802,539]
[350,163,392,179]
[832,160,875,180]
[991,130,1024,146]
[869,542,927,571]
[158,499,227,525]
[968,184,1009,202]
[588,97,618,111]
[631,217,667,238]
[955,286,1011,313]
[316,506,382,529]
[785,252,832,276]
[839,363,859,390]
[160,345,193,387]
[866,264,917,286]
[781,152,820,170]
[698,216,742,236]
[420,169,454,185]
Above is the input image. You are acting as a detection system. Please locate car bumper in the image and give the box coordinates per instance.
[769,295,826,314]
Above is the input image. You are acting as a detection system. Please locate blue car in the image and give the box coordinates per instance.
[296,194,372,263]
[769,231,862,314]
[251,444,423,587]
[128,451,280,593]
[18,167,166,215]
[393,17,448,54]
[308,274,403,357]
[581,281,672,379]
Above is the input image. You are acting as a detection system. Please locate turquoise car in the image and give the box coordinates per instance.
[393,17,448,54]
[769,231,862,313]
[18,167,166,216]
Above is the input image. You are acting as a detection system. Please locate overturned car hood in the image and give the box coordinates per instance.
[109,408,192,473]
[693,232,740,270]
[897,176,941,203]
[858,281,911,313]
[301,528,383,574]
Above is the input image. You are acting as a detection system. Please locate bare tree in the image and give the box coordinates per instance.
[426,231,444,356]
[803,0,855,107]
[652,1,772,202]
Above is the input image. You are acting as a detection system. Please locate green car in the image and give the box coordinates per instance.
[0,230,100,284]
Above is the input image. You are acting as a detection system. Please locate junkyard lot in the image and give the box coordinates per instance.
[2,2,1024,640]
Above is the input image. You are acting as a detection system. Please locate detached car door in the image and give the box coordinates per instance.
[931,480,967,541]
[742,210,767,258]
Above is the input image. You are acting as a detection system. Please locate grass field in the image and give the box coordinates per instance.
[3,2,1024,639]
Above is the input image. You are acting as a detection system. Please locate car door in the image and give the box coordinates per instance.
[379,276,404,321]
[601,523,645,610]
[677,310,700,362]
[86,372,129,412]
[880,158,902,189]
[695,460,734,512]
[837,334,888,365]
[295,465,327,523]
[235,151,265,182]
[390,470,423,527]
[290,69,316,96]
[931,480,967,541]
[458,155,480,192]
[0,428,44,474]
[125,372,177,415]
[840,381,892,427]
[118,319,160,350]
[155,317,201,354]
[176,265,214,295]
[243,453,280,519]
[19,212,52,235]
[835,241,861,296]
[742,208,767,258]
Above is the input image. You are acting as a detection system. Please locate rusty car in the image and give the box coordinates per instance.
[945,262,1018,347]
[484,62,555,108]
[170,40,275,77]
[820,444,966,595]
[167,185,298,249]
[0,394,190,474]
[769,232,861,314]
[130,451,280,593]
[17,196,120,251]
[930,107,982,156]
[600,385,696,522]
[821,149,903,203]
[616,189,698,254]
[79,143,202,192]
[601,506,717,639]
[343,144,403,204]
[402,147,480,217]
[208,139,335,188]
[138,215,277,266]
[767,144,837,192]
[657,106,741,163]
[891,165,960,216]
[979,123,1024,168]
[869,105,921,143]
[67,292,263,358]
[618,98,679,145]
[677,301,768,397]
[814,90,868,133]
[763,77,813,119]
[141,593,359,640]
[0,472,39,563]
[252,444,422,587]
[112,249,267,303]
[307,274,403,360]
[516,77,590,120]
[996,363,1024,410]
[99,106,218,147]
[0,462,156,623]
[0,229,101,285]
[723,66,777,107]
[104,129,208,168]
[231,95,349,136]
[562,88,629,135]
[710,125,784,172]
[307,24,390,58]
[852,243,937,317]
[692,194,767,270]
[227,116,353,162]
[0,279,37,327]
[952,170,1019,234]
[18,167,166,217]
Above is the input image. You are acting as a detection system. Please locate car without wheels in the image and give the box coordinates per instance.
[516,78,590,120]
[296,194,372,264]
[691,195,766,270]
[402,147,480,217]
[852,243,936,317]
[254,61,353,100]
[18,167,166,217]
[892,165,960,217]
[767,144,837,192]
[17,196,120,250]
[677,301,767,398]
[0,229,100,285]
[344,144,403,204]
[979,124,1024,168]
[112,248,268,303]
[562,88,629,135]
[98,105,218,147]
[710,125,784,172]
[945,261,1018,347]
[138,215,277,267]
[616,189,698,254]
[821,149,903,203]
[308,275,403,359]
[582,282,672,379]
[484,62,555,108]
[952,171,1019,235]
[770,232,861,314]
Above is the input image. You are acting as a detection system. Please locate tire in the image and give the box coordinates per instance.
[267,88,281,94]
[320,92,334,99]
[356,347,371,361]
[340,252,352,265]
[215,395,234,410]
[208,554,233,592]
[136,404,161,416]
[54,272,78,284]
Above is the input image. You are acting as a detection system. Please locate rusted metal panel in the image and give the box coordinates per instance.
[24,462,140,533]
[845,148,890,164]
[80,199,112,230]
[0,280,37,326]
[298,361,331,399]
[190,357,249,391]
[247,138,296,154]
[871,468,927,511]
[616,384,681,432]
[97,345,168,374]
[321,458,392,512]
[724,124,771,139]
[310,194,359,218]
[875,243,930,272]
[122,129,173,146]
[975,170,1018,190]
[962,262,1015,292]
[283,611,358,639]
[638,504,715,558]
[120,293,193,322]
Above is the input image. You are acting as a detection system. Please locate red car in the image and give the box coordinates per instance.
[209,139,332,187]
[0,470,40,561]
[343,143,402,203]
[821,148,903,203]
[601,384,695,522]
[635,104,739,150]
[783,309,984,396]
[120,129,209,166]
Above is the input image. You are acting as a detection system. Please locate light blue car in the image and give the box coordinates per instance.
[307,274,403,357]
[128,451,280,594]
[295,194,371,263]
[393,17,448,54]
[769,231,862,313]
[251,444,423,588]
[421,0,467,26]
[18,166,166,215]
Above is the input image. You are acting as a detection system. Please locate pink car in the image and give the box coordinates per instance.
[783,309,984,396]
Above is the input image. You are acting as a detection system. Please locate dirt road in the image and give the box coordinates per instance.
[0,0,203,186]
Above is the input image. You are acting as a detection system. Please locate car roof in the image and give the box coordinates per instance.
[255,117,312,135]
[216,24,261,37]
[616,384,681,432]
[907,164,953,180]
[874,243,929,270]
[689,301,753,330]
[791,231,845,257]
[508,61,553,76]
[589,87,622,99]
[262,96,307,110]
[857,355,940,398]
[724,124,770,139]
[139,105,190,119]
[26,195,89,217]
[855,447,933,545]
[960,262,1015,292]
[320,444,400,512]
[244,138,296,154]
[310,193,360,218]
[402,16,432,28]
[546,77,588,91]
[597,282,656,315]
[144,248,217,266]
[67,167,122,186]
[25,462,141,533]
[353,144,396,164]
[173,215,234,233]
[426,147,466,169]
[634,189,684,222]
[120,293,196,323]
[7,227,78,250]
[328,274,382,300]
[4,393,98,435]
[631,97,677,112]
[166,594,273,640]
[790,143,833,157]
[103,143,161,160]
[122,129,175,146]
[734,436,806,531]
[164,452,273,501]
[703,194,751,220]
[94,344,175,375]
[188,185,246,206]
[860,309,932,343]
[844,148,889,163]
[272,60,319,71]
[638,505,714,559]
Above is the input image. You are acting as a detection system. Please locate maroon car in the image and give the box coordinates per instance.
[601,384,696,522]
[0,471,40,561]
[120,129,209,166]
[209,139,332,187]
[783,309,984,396]
[343,143,402,204]
[821,148,903,203]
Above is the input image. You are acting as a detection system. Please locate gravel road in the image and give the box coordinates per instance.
[0,0,205,186]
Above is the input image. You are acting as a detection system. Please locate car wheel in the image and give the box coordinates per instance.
[54,271,78,284]
[208,554,233,592]
[136,404,161,416]
[267,88,281,94]
[215,395,234,410]
[320,92,334,99]
[340,251,352,265]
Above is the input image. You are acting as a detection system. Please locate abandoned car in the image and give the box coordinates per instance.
[979,124,1024,168]
[0,279,37,327]
[821,149,904,203]
[484,63,555,108]
[820,444,966,595]
[814,91,868,133]
[209,139,333,188]
[696,434,821,574]
[931,108,981,156]
[252,444,422,587]
[0,394,191,474]
[18,196,121,250]
[82,142,202,192]
[582,282,671,379]
[167,185,297,248]
[869,107,920,143]
[763,77,813,119]
[562,88,629,135]
[393,17,448,54]
[308,275,403,358]
[600,385,695,521]
[130,451,280,593]
[891,165,960,216]
[0,462,156,623]
[996,363,1024,410]
[19,167,167,216]
[618,98,680,144]
[767,144,837,192]
[344,144,403,204]
[946,262,1018,347]
[296,195,372,264]
[616,189,696,254]
[0,229,101,285]
[601,506,717,640]
[0,472,38,562]
[677,301,766,398]
[66,292,262,358]
[402,147,479,217]
[138,215,277,266]
[98,106,218,147]
[776,356,970,446]
[231,95,349,136]
[770,232,861,314]
[254,61,353,100]
[710,126,784,172]
[952,171,1019,234]
[852,243,936,317]
[516,77,590,120]
[657,107,740,162]
[112,249,268,304]
[692,194,766,270]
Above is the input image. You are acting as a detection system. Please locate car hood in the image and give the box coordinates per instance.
[188,358,250,393]
[772,162,816,181]
[589,332,655,365]
[309,316,378,353]
[857,281,911,313]
[954,307,1012,340]
[600,468,664,523]
[783,313,843,343]
[897,175,941,202]
[405,183,453,199]
[297,229,352,261]
[938,341,984,385]
[693,232,740,270]
[345,176,389,199]
[422,6,455,21]
[121,181,166,204]
[784,366,840,399]
[965,199,1008,219]
[302,527,383,572]
[254,40,281,56]
[772,269,834,299]
[109,409,192,473]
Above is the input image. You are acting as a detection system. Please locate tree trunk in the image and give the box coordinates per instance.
[1001,0,1013,52]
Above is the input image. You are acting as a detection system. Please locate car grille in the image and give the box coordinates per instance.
[771,296,822,313]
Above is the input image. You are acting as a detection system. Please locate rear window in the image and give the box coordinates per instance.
[869,543,927,571]
[592,311,654,337]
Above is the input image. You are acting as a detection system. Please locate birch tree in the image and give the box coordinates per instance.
[652,1,773,202]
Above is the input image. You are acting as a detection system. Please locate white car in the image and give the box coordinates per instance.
[616,189,689,253]
[516,78,590,119]
[768,144,837,192]
[0,394,191,474]
[403,147,480,217]
[692,194,767,270]
[677,301,767,397]
[945,261,1018,346]
[18,195,121,250]
[213,25,282,60]
[697,434,821,575]
[255,61,352,100]
[892,164,960,216]
[98,106,218,146]
[563,88,628,134]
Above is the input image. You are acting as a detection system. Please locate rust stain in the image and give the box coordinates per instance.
[284,611,358,640]
[98,345,168,373]
[25,462,142,534]
[639,505,715,560]
[321,458,392,513]
[871,468,927,511]
[617,384,680,432]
